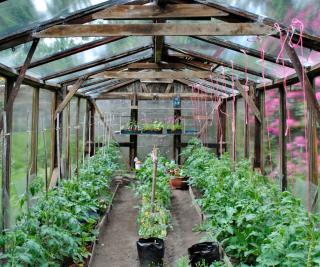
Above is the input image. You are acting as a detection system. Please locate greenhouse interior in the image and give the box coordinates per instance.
[0,0,320,266]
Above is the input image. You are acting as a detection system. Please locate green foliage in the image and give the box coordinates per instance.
[0,144,120,266]
[182,139,320,266]
[142,121,164,131]
[166,123,182,131]
[175,256,189,267]
[135,154,174,238]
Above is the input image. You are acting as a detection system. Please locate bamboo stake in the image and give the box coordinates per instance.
[41,119,48,192]
[151,146,158,213]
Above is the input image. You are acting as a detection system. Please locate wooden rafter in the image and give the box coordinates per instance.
[42,44,152,80]
[284,38,320,122]
[54,77,87,118]
[94,92,215,100]
[33,23,275,38]
[17,36,125,71]
[0,39,39,133]
[128,62,185,70]
[92,4,228,19]
[86,79,137,95]
[80,78,111,89]
[192,36,294,68]
[93,70,224,79]
[166,45,275,80]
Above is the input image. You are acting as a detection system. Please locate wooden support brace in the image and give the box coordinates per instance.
[54,77,87,119]
[279,85,287,191]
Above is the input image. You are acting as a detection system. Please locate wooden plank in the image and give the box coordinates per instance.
[193,36,293,68]
[90,79,138,95]
[54,77,87,118]
[279,85,287,191]
[0,39,39,133]
[93,70,224,79]
[129,92,138,168]
[235,79,261,122]
[93,4,228,19]
[140,78,173,83]
[128,62,185,70]
[30,87,39,176]
[167,45,275,80]
[18,37,125,70]
[33,23,275,38]
[284,39,320,123]
[42,44,152,81]
[66,102,71,178]
[154,35,164,63]
[253,90,264,173]
[140,83,150,93]
[95,92,216,100]
[165,83,172,93]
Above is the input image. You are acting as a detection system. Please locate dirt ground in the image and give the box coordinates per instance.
[91,186,204,267]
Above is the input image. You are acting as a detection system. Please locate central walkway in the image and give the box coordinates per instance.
[91,186,204,267]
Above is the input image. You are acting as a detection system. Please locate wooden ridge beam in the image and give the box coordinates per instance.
[284,39,320,122]
[0,39,39,133]
[92,4,228,19]
[128,62,185,70]
[192,36,294,68]
[54,77,87,118]
[166,45,275,80]
[42,44,152,81]
[235,79,261,122]
[33,23,275,38]
[94,92,216,100]
[17,36,125,71]
[93,70,222,79]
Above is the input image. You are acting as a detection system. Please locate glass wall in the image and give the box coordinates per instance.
[0,76,5,229]
[236,98,245,160]
[37,89,53,188]
[69,98,77,175]
[10,84,33,225]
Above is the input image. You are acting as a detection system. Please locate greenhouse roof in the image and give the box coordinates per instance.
[0,0,319,100]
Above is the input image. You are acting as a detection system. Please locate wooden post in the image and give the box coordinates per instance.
[75,97,80,176]
[254,90,265,173]
[279,85,287,191]
[151,147,158,213]
[232,98,237,162]
[217,99,226,157]
[129,92,138,168]
[66,103,71,178]
[50,92,57,177]
[30,87,39,176]
[173,107,182,164]
[244,95,249,159]
[87,101,95,156]
[2,78,14,230]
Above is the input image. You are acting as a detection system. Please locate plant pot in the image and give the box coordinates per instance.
[188,242,222,267]
[142,129,163,134]
[169,177,188,190]
[167,129,182,134]
[137,238,164,267]
[121,129,141,134]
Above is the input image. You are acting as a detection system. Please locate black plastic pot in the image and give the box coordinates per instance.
[137,238,164,267]
[142,129,163,134]
[188,242,221,267]
[166,129,182,134]
[121,129,141,134]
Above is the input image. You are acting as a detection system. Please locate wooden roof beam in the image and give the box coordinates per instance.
[92,4,228,19]
[42,44,152,80]
[17,36,125,71]
[192,36,294,68]
[127,62,185,70]
[166,45,275,80]
[85,79,137,95]
[33,23,275,38]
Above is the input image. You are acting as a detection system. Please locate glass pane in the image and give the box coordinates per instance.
[37,89,53,189]
[0,76,5,229]
[264,88,280,184]
[236,98,245,160]
[69,98,78,174]
[78,99,87,168]
[10,85,33,225]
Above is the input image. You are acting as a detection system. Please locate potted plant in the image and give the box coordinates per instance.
[166,123,182,134]
[121,120,141,134]
[142,121,164,134]
[169,168,189,190]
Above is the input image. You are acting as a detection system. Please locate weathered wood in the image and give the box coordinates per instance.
[92,4,228,19]
[140,78,173,83]
[33,23,275,38]
[154,35,164,63]
[95,92,216,100]
[279,85,287,191]
[93,70,226,79]
[284,39,320,123]
[30,87,39,176]
[253,89,264,173]
[167,45,275,80]
[235,79,261,122]
[193,36,294,68]
[66,102,71,178]
[129,91,138,168]
[90,79,138,95]
[173,107,182,164]
[54,77,87,118]
[165,83,172,93]
[140,83,150,93]
[2,79,14,230]
[50,92,58,177]
[128,62,185,70]
[0,39,39,133]
[217,99,227,156]
[18,37,125,71]
[42,44,152,81]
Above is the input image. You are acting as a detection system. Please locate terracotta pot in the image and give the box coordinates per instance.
[169,177,188,190]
